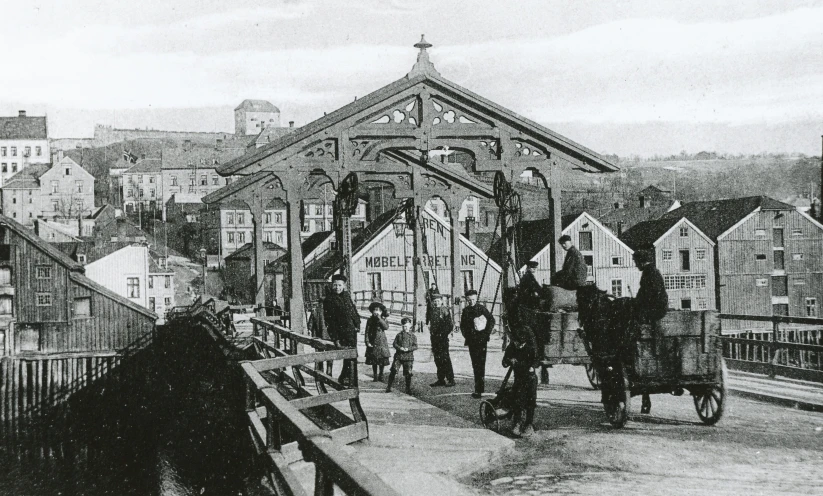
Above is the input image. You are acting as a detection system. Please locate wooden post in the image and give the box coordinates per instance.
[411,200,426,331]
[251,198,266,316]
[448,195,463,322]
[769,319,779,378]
[548,165,563,275]
[287,189,307,333]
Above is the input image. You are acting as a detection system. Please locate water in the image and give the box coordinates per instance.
[0,339,253,496]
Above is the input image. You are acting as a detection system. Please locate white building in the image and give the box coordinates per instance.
[0,110,50,187]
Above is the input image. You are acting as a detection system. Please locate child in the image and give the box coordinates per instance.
[364,302,391,381]
[502,308,539,438]
[386,317,418,394]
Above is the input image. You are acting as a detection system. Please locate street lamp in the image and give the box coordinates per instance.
[199,247,207,296]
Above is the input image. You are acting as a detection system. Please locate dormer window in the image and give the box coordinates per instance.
[65,167,71,176]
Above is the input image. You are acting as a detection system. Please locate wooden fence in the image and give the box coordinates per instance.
[719,313,823,382]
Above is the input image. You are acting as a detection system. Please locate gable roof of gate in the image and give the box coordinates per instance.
[215,50,617,178]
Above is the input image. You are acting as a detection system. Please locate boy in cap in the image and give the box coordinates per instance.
[323,274,361,385]
[428,293,455,387]
[460,289,495,398]
[386,317,418,394]
[519,260,542,308]
[503,306,539,438]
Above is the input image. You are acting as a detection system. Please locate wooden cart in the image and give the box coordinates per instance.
[591,310,728,428]
[520,306,601,389]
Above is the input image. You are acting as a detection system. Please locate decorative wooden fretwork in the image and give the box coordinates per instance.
[511,138,549,160]
[369,98,420,127]
[302,139,338,160]
[430,97,491,127]
[350,140,372,157]
[479,140,500,160]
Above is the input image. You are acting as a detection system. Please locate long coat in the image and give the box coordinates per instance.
[554,246,588,290]
[364,315,390,364]
[634,263,668,323]
[460,303,495,344]
[429,306,454,341]
[323,290,361,346]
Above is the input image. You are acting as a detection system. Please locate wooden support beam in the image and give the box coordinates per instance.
[447,194,463,317]
[251,197,266,313]
[286,183,307,333]
[289,389,358,411]
[251,349,356,372]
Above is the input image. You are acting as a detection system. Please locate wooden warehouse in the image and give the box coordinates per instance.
[660,196,823,331]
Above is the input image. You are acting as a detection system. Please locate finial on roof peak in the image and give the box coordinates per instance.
[408,34,440,79]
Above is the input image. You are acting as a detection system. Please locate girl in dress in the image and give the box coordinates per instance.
[364,302,391,381]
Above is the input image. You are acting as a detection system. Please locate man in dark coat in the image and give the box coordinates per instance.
[323,274,361,385]
[552,235,588,290]
[502,310,539,438]
[460,289,495,398]
[519,261,542,308]
[428,293,455,387]
[631,248,668,414]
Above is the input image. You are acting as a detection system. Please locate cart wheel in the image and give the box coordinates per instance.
[585,363,601,390]
[694,358,728,426]
[603,365,630,428]
[479,400,500,431]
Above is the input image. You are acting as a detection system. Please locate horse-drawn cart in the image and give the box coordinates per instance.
[588,308,728,428]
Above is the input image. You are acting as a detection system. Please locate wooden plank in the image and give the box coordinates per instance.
[267,452,310,496]
[289,389,358,411]
[251,349,356,372]
[247,410,267,454]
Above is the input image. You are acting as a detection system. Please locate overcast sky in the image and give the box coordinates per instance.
[2,0,821,156]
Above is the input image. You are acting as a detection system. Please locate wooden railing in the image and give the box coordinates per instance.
[719,313,823,382]
[243,318,396,496]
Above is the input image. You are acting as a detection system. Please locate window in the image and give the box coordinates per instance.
[227,212,234,225]
[0,246,9,262]
[189,176,195,186]
[679,226,689,237]
[579,231,593,251]
[611,279,623,297]
[64,167,71,176]
[51,180,59,194]
[755,253,766,261]
[149,176,155,184]
[302,221,309,232]
[139,188,145,198]
[148,276,154,289]
[755,228,766,236]
[138,175,143,183]
[200,175,207,186]
[792,228,803,236]
[11,163,16,172]
[695,249,706,261]
[368,272,382,291]
[773,228,784,248]
[679,250,690,271]
[225,177,232,185]
[149,297,156,312]
[227,232,234,243]
[0,296,12,315]
[35,146,41,156]
[611,256,623,266]
[467,204,475,218]
[774,250,784,270]
[275,213,283,224]
[806,298,817,317]
[771,276,788,297]
[314,205,322,216]
[149,188,155,198]
[35,265,51,279]
[583,255,594,276]
[127,188,133,197]
[275,232,284,244]
[164,297,172,307]
[755,278,768,287]
[171,176,178,186]
[663,275,707,290]
[327,205,333,216]
[23,146,30,157]
[74,297,91,316]
[264,213,272,224]
[265,231,272,243]
[697,298,708,310]
[0,268,9,285]
[127,277,140,298]
[681,299,692,310]
[10,147,16,156]
[773,304,789,316]
[0,147,5,156]
[662,250,672,261]
[773,213,784,226]
[237,213,244,225]
[78,254,86,264]
[36,292,52,306]
[1,163,5,172]
[792,253,803,261]
[212,176,219,185]
[165,275,171,288]
[462,270,474,293]
[238,232,245,243]
[793,278,805,285]
[76,181,83,193]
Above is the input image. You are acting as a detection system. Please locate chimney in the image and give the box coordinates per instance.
[289,121,294,128]
[57,150,64,162]
[465,217,476,242]
[18,110,26,118]
[617,221,624,236]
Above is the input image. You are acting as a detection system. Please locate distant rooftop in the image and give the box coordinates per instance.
[235,99,280,113]
[0,112,48,140]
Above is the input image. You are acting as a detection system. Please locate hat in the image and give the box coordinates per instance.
[331,274,348,283]
[526,261,539,268]
[368,302,386,313]
[400,317,412,325]
[465,289,478,297]
[558,235,572,244]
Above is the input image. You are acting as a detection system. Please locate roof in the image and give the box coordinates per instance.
[599,204,674,232]
[124,158,162,174]
[160,147,246,170]
[234,99,280,113]
[224,241,287,261]
[301,230,333,257]
[2,163,50,189]
[0,115,47,140]
[487,217,556,267]
[218,66,616,177]
[659,196,795,240]
[148,256,174,274]
[619,217,682,250]
[0,214,84,271]
[251,126,297,147]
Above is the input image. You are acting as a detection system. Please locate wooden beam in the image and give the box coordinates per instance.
[289,389,359,411]
[251,349,356,372]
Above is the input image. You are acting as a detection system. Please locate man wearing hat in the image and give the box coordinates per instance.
[631,248,668,414]
[519,260,542,308]
[552,235,588,290]
[323,274,361,384]
[428,293,455,387]
[460,289,495,398]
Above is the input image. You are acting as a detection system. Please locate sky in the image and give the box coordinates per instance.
[1,0,822,157]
